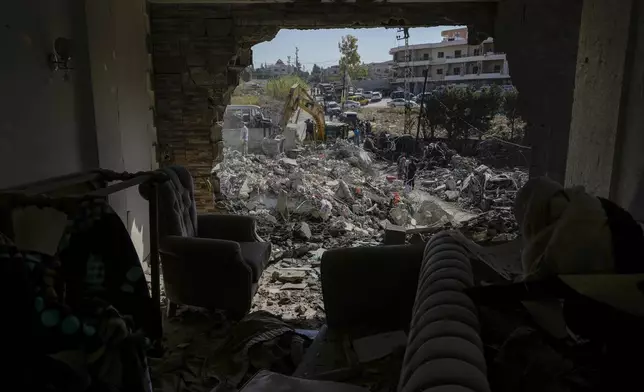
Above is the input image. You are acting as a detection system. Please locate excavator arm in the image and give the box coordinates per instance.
[280,83,326,140]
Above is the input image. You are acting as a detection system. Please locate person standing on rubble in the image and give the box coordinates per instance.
[406,158,418,189]
[397,153,408,181]
[365,120,372,137]
[305,119,314,141]
[353,125,361,146]
[241,122,249,156]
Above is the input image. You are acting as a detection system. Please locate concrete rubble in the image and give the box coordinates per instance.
[216,140,528,326]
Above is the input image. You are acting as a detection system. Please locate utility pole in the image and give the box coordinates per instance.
[415,67,430,148]
[396,27,412,134]
[341,66,348,111]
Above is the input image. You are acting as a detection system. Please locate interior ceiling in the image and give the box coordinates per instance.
[149,1,497,43]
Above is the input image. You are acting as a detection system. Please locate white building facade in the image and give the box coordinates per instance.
[389,28,511,93]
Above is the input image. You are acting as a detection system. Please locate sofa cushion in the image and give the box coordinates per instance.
[239,241,271,282]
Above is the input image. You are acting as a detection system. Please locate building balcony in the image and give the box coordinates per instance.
[393,59,432,67]
[444,53,506,63]
[394,53,506,67]
[443,72,511,81]
[391,76,430,83]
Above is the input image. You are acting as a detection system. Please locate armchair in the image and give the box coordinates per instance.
[141,165,271,319]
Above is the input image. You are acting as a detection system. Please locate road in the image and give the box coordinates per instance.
[363,98,391,109]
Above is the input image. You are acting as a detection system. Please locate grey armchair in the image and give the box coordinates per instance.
[141,165,271,319]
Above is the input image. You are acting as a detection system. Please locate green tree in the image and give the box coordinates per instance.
[502,88,519,140]
[338,35,368,80]
[309,63,322,83]
[423,93,447,139]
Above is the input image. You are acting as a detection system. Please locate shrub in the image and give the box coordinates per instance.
[266,75,310,101]
[422,85,505,142]
[230,95,260,105]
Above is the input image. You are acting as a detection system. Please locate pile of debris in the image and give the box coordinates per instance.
[215,140,527,324]
[418,154,528,242]
[217,142,393,326]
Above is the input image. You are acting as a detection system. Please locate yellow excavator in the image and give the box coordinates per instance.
[280,83,326,140]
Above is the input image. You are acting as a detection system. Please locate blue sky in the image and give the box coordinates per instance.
[252,27,461,70]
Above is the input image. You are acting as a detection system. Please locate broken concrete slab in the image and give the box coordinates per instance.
[446,178,457,190]
[308,248,326,262]
[409,190,476,225]
[281,282,307,290]
[295,221,312,240]
[335,180,354,202]
[389,207,409,226]
[273,270,307,283]
[239,179,251,199]
[445,190,460,201]
[279,157,298,168]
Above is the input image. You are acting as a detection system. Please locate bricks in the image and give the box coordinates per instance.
[206,18,234,37]
[153,55,185,73]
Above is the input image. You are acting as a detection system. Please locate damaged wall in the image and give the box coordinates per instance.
[149,2,496,211]
[150,6,278,210]
[495,0,583,184]
[566,0,644,221]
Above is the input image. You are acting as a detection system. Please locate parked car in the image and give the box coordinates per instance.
[348,95,369,105]
[326,101,342,116]
[388,98,419,108]
[344,100,361,109]
[362,91,373,99]
[370,92,383,102]
[390,90,415,100]
[414,92,433,103]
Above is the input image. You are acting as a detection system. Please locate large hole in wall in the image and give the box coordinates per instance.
[220,26,524,168]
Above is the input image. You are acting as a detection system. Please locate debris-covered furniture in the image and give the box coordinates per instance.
[142,165,271,319]
[314,233,490,392]
[321,243,426,332]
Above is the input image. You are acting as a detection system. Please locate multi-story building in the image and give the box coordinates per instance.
[389,27,511,94]
[365,60,393,80]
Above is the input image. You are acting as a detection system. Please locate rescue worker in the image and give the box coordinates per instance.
[353,126,361,146]
[406,158,417,189]
[305,119,314,141]
[240,122,249,156]
[397,153,408,181]
[262,119,270,138]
